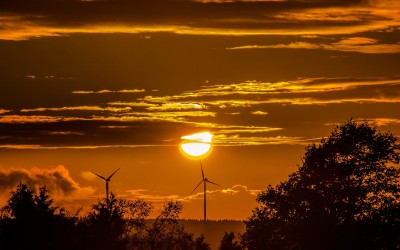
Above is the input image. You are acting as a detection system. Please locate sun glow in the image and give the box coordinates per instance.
[180,132,213,158]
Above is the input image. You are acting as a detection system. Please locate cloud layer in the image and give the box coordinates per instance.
[0,0,399,40]
[0,76,399,148]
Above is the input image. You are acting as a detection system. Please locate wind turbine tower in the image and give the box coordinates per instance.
[191,162,219,221]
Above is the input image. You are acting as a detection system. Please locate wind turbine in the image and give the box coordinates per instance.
[191,162,219,221]
[91,168,120,202]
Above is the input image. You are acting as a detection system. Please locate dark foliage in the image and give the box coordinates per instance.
[0,183,77,250]
[137,201,210,250]
[243,121,400,249]
[0,184,210,250]
[219,232,242,250]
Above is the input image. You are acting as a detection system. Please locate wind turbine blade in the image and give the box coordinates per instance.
[91,171,106,180]
[191,180,204,194]
[200,162,204,179]
[107,168,120,180]
[206,180,220,186]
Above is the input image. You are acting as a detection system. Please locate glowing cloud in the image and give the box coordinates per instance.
[0,165,95,198]
[227,38,400,54]
[181,132,213,143]
[251,111,268,115]
[0,109,10,115]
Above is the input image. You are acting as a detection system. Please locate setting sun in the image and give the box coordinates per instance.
[180,132,213,158]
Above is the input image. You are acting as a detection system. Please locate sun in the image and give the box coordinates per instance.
[180,132,213,159]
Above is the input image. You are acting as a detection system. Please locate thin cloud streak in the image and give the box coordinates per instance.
[21,106,132,113]
[251,111,268,115]
[146,103,206,111]
[355,118,400,127]
[72,89,145,94]
[213,134,313,146]
[0,115,86,123]
[124,184,262,204]
[0,144,173,150]
[227,38,400,54]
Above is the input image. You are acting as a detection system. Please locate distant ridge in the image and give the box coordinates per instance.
[180,219,245,250]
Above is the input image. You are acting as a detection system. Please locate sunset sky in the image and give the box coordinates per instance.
[0,0,399,220]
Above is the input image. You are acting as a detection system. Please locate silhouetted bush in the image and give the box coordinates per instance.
[242,120,400,250]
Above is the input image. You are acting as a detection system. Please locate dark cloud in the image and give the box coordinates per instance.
[0,0,377,37]
[0,165,94,195]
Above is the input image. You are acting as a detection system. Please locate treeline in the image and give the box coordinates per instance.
[0,184,210,250]
[1,121,400,250]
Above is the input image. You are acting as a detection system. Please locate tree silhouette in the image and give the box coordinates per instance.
[0,183,77,250]
[219,232,242,250]
[0,185,211,250]
[80,193,133,250]
[144,201,210,250]
[243,121,400,250]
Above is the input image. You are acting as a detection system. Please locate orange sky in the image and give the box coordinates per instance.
[0,0,399,220]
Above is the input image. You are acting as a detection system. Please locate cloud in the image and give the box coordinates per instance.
[335,37,377,45]
[191,122,282,134]
[0,144,168,150]
[354,118,400,127]
[124,184,261,203]
[20,106,132,113]
[0,165,95,198]
[0,111,216,124]
[46,131,85,136]
[0,109,11,115]
[213,134,312,146]
[140,76,400,107]
[1,75,399,148]
[195,0,285,2]
[123,189,180,203]
[251,110,268,115]
[72,89,145,94]
[0,115,85,123]
[108,101,158,108]
[227,37,400,54]
[146,102,206,111]
[184,184,262,201]
[6,75,400,108]
[0,0,399,40]
[227,42,324,50]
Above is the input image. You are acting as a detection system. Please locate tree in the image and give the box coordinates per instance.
[243,121,400,250]
[145,201,210,250]
[80,196,210,250]
[0,183,77,250]
[79,193,153,250]
[0,184,210,250]
[219,232,242,250]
